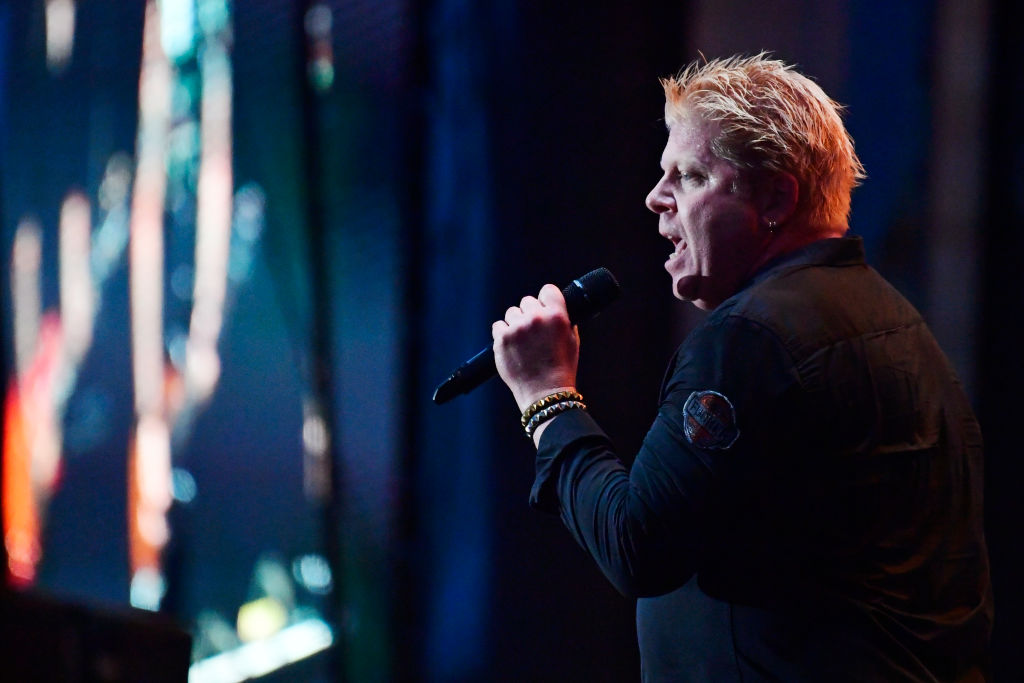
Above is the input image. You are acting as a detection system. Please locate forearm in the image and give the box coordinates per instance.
[533,409,698,598]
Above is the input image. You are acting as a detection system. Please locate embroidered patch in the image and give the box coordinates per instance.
[682,390,740,450]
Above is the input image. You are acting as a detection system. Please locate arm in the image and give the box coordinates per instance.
[532,408,705,597]
[494,291,799,598]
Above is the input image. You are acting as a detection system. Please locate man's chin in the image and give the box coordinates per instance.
[673,277,719,310]
[672,275,699,303]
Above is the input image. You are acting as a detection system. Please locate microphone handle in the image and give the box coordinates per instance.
[432,347,497,405]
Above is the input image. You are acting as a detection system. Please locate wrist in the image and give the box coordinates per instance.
[520,389,586,441]
[531,417,556,447]
[514,384,577,414]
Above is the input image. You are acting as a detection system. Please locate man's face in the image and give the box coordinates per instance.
[646,111,770,310]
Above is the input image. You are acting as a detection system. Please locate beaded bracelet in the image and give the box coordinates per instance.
[524,399,587,439]
[520,390,584,429]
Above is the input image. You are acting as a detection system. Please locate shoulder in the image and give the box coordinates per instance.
[716,259,925,363]
[663,308,799,409]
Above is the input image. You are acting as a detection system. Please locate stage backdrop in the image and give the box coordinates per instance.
[3,0,1018,681]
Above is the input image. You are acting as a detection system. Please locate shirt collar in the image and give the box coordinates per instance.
[743,236,866,290]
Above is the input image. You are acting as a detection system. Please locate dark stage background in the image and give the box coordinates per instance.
[1,0,1021,681]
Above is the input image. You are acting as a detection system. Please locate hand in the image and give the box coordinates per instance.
[491,284,581,413]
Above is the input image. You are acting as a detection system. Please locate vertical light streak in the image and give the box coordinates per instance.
[4,220,46,586]
[127,0,237,611]
[160,0,196,61]
[128,0,173,609]
[11,219,43,381]
[58,191,94,387]
[93,154,134,296]
[304,4,335,92]
[302,400,331,503]
[4,217,70,586]
[45,0,76,72]
[3,390,41,586]
[4,197,98,587]
[187,35,233,404]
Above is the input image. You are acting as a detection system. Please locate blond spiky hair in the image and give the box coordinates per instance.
[661,53,866,231]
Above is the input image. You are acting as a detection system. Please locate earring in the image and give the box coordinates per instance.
[767,219,778,233]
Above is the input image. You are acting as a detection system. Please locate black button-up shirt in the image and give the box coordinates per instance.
[532,237,992,681]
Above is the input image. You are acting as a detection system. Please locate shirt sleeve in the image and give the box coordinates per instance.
[530,312,802,598]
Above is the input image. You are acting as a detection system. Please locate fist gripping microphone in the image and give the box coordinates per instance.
[432,268,621,404]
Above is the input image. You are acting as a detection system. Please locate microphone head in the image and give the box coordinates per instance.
[562,267,621,323]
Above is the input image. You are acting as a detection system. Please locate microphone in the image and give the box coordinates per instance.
[432,267,621,404]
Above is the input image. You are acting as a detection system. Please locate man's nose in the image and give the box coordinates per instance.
[646,178,671,213]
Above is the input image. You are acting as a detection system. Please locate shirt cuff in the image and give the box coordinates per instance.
[529,408,609,513]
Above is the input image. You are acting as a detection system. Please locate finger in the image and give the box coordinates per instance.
[520,295,543,313]
[504,306,521,324]
[538,283,566,310]
[491,319,509,340]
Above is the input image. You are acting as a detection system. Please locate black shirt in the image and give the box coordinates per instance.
[532,237,992,681]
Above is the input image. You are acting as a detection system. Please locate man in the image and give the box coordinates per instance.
[492,55,992,681]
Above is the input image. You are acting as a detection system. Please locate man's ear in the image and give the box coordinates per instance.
[759,170,799,226]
